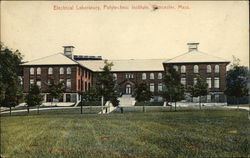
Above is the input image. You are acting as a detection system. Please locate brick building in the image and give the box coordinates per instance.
[21,43,229,103]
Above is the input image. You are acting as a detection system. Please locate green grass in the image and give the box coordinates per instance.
[1,108,249,158]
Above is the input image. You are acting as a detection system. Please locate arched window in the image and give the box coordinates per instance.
[37,67,41,75]
[66,67,71,74]
[30,67,34,75]
[181,65,186,73]
[142,73,146,80]
[207,65,211,73]
[215,65,220,73]
[150,73,154,80]
[60,67,64,74]
[194,65,199,73]
[158,73,162,79]
[173,65,178,71]
[113,73,117,80]
[48,67,53,75]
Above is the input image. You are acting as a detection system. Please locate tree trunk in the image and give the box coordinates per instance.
[9,107,12,116]
[175,102,177,111]
[27,106,29,114]
[143,106,145,112]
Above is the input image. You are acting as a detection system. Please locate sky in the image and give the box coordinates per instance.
[1,1,249,67]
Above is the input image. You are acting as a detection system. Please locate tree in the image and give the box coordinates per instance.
[25,84,43,114]
[0,43,23,115]
[96,60,120,109]
[190,76,209,109]
[47,80,65,106]
[162,66,185,111]
[225,57,248,109]
[135,83,153,112]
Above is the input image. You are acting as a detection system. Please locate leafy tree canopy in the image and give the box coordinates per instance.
[135,83,152,102]
[0,43,23,107]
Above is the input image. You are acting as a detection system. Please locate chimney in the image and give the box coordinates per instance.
[63,46,75,59]
[187,43,199,52]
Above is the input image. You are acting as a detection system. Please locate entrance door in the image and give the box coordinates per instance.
[125,84,132,94]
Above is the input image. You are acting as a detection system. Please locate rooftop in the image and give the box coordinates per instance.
[78,59,167,72]
[164,50,230,64]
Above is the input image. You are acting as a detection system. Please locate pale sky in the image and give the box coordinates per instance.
[1,1,249,67]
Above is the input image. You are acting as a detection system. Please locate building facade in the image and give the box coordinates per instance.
[21,43,229,103]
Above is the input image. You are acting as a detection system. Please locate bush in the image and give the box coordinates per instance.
[78,101,102,106]
[135,101,164,106]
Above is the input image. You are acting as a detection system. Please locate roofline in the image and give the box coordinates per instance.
[163,61,230,64]
[90,70,165,72]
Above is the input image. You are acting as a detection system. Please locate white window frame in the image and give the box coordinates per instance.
[181,65,186,73]
[158,73,162,79]
[150,83,155,92]
[66,79,71,89]
[66,67,71,75]
[150,73,154,80]
[48,67,53,75]
[207,65,211,73]
[113,73,117,80]
[215,65,220,73]
[206,78,212,88]
[142,73,146,80]
[30,67,34,75]
[60,67,64,75]
[214,77,220,88]
[37,67,41,75]
[193,78,197,85]
[36,80,41,88]
[181,78,186,87]
[158,83,162,92]
[194,65,199,73]
[173,65,178,72]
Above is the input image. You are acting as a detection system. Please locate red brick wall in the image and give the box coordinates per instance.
[163,63,228,92]
[22,65,93,93]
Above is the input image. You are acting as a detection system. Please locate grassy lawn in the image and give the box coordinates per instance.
[1,108,249,158]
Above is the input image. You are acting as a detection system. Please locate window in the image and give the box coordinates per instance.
[150,83,155,92]
[173,65,178,71]
[150,73,154,79]
[36,79,41,88]
[142,73,146,80]
[66,79,71,89]
[158,83,162,92]
[66,67,71,74]
[126,74,128,79]
[59,79,64,84]
[60,67,64,74]
[207,65,211,73]
[48,67,53,75]
[131,74,134,78]
[181,65,186,73]
[113,73,117,80]
[37,67,41,75]
[30,79,34,87]
[30,67,34,75]
[193,78,197,85]
[194,65,199,73]
[206,78,211,88]
[214,77,220,88]
[181,78,186,87]
[215,65,220,73]
[158,73,162,79]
